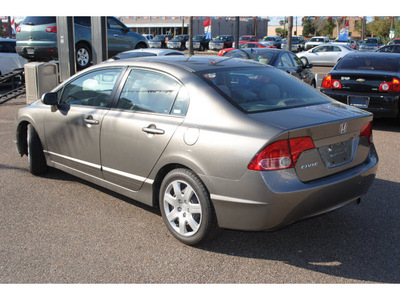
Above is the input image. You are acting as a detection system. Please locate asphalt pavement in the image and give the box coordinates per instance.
[0,67,399,286]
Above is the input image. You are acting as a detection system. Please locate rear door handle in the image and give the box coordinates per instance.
[142,124,165,135]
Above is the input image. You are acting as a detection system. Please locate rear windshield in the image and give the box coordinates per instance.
[198,66,330,113]
[335,55,400,72]
[22,16,56,25]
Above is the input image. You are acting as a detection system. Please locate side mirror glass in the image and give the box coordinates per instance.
[41,92,58,105]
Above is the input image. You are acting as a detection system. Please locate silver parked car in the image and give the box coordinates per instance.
[297,43,355,66]
[15,56,378,245]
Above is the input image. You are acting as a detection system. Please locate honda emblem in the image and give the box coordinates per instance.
[339,123,348,135]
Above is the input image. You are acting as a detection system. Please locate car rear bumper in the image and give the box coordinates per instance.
[16,42,58,61]
[321,89,400,118]
[206,146,378,231]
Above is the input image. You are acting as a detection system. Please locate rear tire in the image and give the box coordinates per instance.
[76,43,92,70]
[27,124,47,175]
[159,168,221,245]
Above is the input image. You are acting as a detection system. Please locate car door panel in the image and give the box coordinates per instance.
[100,111,184,190]
[44,106,109,178]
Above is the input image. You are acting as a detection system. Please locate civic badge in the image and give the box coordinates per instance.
[339,122,348,135]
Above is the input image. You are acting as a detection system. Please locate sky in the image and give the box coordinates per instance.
[2,0,390,25]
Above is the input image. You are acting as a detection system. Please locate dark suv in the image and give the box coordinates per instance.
[16,16,148,69]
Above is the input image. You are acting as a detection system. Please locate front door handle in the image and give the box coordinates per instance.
[142,124,165,135]
[84,116,99,125]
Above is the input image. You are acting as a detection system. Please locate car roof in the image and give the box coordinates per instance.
[0,37,16,42]
[100,55,266,73]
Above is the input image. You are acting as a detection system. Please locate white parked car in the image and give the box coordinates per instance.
[297,43,355,66]
[0,38,27,75]
[304,36,330,50]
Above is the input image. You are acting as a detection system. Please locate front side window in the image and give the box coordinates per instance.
[198,67,330,113]
[279,53,295,67]
[59,68,122,107]
[117,69,187,115]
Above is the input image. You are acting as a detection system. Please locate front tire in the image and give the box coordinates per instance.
[159,168,220,245]
[27,124,47,175]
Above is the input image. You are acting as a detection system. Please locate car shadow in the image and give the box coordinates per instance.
[199,177,400,283]
[42,165,399,283]
[372,118,400,133]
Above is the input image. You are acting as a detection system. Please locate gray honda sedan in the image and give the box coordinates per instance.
[15,56,378,245]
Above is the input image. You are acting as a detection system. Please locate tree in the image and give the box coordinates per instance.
[276,27,288,38]
[302,17,334,37]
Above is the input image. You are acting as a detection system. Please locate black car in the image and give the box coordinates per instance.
[148,35,173,49]
[167,35,189,50]
[209,35,234,51]
[185,35,210,51]
[321,52,400,120]
[221,48,316,87]
[375,44,400,53]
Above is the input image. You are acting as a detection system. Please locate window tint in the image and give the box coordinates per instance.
[74,17,91,27]
[22,17,56,25]
[60,68,122,106]
[117,69,182,114]
[199,67,329,113]
[290,53,303,67]
[107,17,125,31]
[0,41,17,53]
[336,55,400,72]
[279,53,295,67]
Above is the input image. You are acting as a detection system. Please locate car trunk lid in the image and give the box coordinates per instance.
[250,102,373,182]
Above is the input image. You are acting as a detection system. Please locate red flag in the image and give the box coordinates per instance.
[203,19,211,27]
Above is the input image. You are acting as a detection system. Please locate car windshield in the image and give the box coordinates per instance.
[262,37,276,41]
[335,55,400,72]
[394,40,400,44]
[214,36,229,41]
[240,36,252,41]
[197,67,330,113]
[154,36,166,41]
[310,38,325,42]
[364,38,379,44]
[193,36,204,41]
[173,36,187,41]
[22,16,56,25]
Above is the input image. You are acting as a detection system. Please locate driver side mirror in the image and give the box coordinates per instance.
[41,92,58,105]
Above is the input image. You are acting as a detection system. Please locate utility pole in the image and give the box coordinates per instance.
[287,16,293,51]
[188,17,194,56]
[235,17,240,49]
[362,17,366,40]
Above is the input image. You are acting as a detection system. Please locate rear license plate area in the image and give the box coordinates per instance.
[347,96,370,108]
[319,139,354,168]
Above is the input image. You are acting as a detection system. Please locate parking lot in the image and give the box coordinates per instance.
[0,65,399,285]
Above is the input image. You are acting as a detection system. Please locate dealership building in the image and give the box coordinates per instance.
[119,17,274,39]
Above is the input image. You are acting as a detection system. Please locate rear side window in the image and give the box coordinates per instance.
[0,41,17,53]
[22,17,56,25]
[335,55,400,72]
[198,67,330,113]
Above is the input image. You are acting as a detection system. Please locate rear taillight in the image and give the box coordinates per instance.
[16,26,21,33]
[248,137,315,171]
[360,122,373,145]
[321,75,342,89]
[46,26,57,33]
[379,77,400,92]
